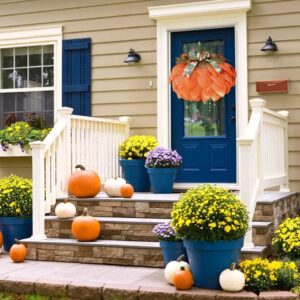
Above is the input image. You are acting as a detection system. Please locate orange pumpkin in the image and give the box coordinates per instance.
[120,183,134,198]
[71,208,100,241]
[173,266,193,290]
[68,165,101,198]
[0,231,3,249]
[9,239,27,263]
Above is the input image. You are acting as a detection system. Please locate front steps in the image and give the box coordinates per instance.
[23,191,300,267]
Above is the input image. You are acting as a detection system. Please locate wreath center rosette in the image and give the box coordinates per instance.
[169,51,236,102]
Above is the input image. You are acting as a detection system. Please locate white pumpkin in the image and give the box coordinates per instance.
[55,199,77,219]
[104,177,126,197]
[164,255,190,285]
[219,263,245,292]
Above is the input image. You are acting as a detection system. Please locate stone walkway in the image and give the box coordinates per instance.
[0,254,298,299]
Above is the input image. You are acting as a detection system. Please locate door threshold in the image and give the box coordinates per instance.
[173,182,239,192]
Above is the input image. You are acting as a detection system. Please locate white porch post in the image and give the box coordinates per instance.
[31,141,47,239]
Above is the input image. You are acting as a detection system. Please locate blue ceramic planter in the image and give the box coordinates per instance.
[159,240,187,265]
[183,238,244,289]
[120,159,150,192]
[0,217,32,251]
[147,168,177,194]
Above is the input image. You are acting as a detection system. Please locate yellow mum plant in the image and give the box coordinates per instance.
[0,175,32,217]
[239,258,299,293]
[272,217,300,259]
[118,135,157,160]
[171,184,249,241]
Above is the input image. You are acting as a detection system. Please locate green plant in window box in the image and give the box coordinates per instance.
[0,121,51,152]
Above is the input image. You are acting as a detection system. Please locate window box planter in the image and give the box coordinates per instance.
[0,145,31,157]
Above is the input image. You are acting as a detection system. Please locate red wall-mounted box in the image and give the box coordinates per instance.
[256,80,288,93]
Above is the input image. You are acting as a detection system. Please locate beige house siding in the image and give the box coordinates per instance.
[0,0,299,189]
[248,0,300,191]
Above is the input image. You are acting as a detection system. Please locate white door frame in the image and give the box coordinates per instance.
[149,0,251,186]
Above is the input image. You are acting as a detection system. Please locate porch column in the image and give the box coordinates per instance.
[31,141,47,239]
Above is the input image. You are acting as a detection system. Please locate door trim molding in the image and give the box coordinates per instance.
[149,0,251,184]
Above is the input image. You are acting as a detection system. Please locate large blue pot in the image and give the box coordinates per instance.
[159,240,187,265]
[147,168,177,193]
[120,159,150,192]
[0,217,32,251]
[183,238,244,289]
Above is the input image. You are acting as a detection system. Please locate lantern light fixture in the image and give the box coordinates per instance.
[261,36,278,54]
[124,49,141,65]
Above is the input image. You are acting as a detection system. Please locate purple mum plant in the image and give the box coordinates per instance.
[152,221,181,242]
[145,147,182,168]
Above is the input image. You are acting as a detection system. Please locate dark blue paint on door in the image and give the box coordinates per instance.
[62,38,91,116]
[171,28,236,183]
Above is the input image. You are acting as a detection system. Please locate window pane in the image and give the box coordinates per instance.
[15,47,27,67]
[15,69,28,88]
[29,46,42,66]
[2,70,14,88]
[2,49,14,68]
[43,67,54,87]
[0,91,54,128]
[43,45,54,65]
[29,67,42,87]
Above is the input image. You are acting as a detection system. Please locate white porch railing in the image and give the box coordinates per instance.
[30,107,130,239]
[238,98,289,248]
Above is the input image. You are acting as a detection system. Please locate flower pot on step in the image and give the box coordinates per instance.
[120,159,150,192]
[183,237,244,289]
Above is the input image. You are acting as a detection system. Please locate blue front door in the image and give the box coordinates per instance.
[171,28,236,183]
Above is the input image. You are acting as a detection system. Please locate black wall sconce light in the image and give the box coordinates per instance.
[261,36,278,54]
[124,49,141,65]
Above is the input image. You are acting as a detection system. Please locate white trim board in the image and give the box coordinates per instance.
[0,25,63,121]
[149,0,251,185]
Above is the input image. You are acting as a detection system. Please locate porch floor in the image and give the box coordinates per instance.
[0,254,297,299]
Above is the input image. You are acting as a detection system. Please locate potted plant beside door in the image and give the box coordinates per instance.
[145,147,182,193]
[171,184,249,289]
[119,135,157,192]
[0,175,32,251]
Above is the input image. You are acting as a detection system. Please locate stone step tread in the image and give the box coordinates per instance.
[257,191,298,204]
[22,237,267,254]
[57,192,180,203]
[46,216,170,224]
[46,216,273,229]
[251,221,273,228]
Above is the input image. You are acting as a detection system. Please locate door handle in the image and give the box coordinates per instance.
[231,116,236,122]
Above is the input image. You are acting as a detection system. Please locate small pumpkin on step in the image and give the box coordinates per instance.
[164,254,190,285]
[173,265,193,290]
[104,177,126,197]
[68,165,101,198]
[120,183,134,198]
[219,262,245,292]
[71,208,100,241]
[55,199,76,219]
[10,239,27,263]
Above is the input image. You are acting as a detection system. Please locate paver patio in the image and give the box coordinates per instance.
[0,254,298,300]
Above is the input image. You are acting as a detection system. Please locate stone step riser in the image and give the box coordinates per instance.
[25,242,266,267]
[253,194,300,228]
[46,219,273,247]
[46,220,159,242]
[53,199,174,219]
[26,243,164,268]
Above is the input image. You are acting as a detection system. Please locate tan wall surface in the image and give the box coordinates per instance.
[0,0,299,189]
[0,157,32,179]
[248,0,300,191]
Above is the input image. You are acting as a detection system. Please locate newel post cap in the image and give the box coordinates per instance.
[250,98,266,108]
[119,116,132,123]
[57,107,73,120]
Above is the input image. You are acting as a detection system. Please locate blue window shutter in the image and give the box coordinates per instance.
[62,38,91,116]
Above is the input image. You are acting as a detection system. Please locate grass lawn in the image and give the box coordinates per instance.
[0,294,63,300]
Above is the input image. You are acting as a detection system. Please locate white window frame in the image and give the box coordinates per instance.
[0,25,62,122]
[149,0,251,186]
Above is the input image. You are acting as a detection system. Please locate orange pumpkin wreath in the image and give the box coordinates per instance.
[169,52,236,102]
